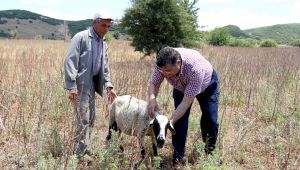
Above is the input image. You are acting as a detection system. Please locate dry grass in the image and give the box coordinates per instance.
[0,40,299,169]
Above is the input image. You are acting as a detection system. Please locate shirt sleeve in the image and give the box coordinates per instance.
[64,33,81,90]
[103,42,113,89]
[151,66,164,86]
[184,69,205,97]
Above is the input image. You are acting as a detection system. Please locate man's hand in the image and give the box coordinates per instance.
[67,88,78,105]
[107,87,117,104]
[148,83,160,118]
[147,98,159,118]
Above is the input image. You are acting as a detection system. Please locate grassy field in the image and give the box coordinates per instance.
[0,39,299,169]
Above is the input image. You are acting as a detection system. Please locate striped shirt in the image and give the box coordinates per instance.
[152,48,213,97]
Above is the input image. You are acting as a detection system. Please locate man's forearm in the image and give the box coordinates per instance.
[149,83,159,100]
[170,96,194,124]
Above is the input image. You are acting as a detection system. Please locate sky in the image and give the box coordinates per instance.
[0,0,299,30]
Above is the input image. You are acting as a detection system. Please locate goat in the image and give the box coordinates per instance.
[106,95,175,158]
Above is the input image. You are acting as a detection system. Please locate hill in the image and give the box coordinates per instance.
[0,10,65,39]
[244,23,300,43]
[221,24,300,44]
[0,9,62,26]
[0,10,108,39]
[222,25,251,38]
[1,10,300,43]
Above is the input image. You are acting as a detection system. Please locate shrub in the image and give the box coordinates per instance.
[260,39,277,47]
[290,39,300,47]
[0,19,8,24]
[104,32,113,42]
[46,127,63,157]
[206,27,230,46]
[99,131,120,169]
[228,38,257,47]
[113,31,120,40]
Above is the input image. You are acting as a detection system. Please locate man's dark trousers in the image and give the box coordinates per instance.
[172,70,219,162]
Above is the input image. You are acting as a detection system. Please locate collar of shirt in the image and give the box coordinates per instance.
[91,27,103,42]
[178,60,184,76]
[176,49,185,76]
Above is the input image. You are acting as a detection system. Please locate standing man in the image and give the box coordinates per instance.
[64,12,117,157]
[148,47,219,167]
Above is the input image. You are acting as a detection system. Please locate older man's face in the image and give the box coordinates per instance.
[93,19,112,38]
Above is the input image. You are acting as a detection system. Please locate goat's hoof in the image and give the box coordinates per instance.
[119,145,124,152]
[132,163,139,170]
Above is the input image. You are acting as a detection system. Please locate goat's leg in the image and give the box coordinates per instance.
[106,121,118,141]
[138,135,146,159]
[118,133,124,152]
[106,122,124,153]
[133,135,146,169]
[106,127,112,141]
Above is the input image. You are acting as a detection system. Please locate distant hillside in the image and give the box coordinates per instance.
[67,19,92,37]
[0,9,111,39]
[0,10,64,39]
[221,24,300,44]
[222,25,251,38]
[1,10,300,43]
[0,9,62,25]
[244,23,300,43]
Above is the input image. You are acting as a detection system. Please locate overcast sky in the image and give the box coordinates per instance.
[1,0,299,30]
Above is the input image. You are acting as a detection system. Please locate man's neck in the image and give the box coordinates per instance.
[92,27,103,39]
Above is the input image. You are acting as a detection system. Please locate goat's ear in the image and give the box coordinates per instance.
[149,119,155,127]
[168,122,176,135]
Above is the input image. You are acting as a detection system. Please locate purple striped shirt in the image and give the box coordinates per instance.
[152,48,213,97]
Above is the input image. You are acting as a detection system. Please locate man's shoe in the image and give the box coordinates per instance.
[79,154,94,163]
[173,159,185,170]
[84,149,93,156]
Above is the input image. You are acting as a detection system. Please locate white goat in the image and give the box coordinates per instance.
[106,95,175,158]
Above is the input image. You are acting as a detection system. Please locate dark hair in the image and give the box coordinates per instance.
[156,47,181,67]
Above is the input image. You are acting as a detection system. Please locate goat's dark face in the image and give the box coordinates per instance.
[150,115,176,148]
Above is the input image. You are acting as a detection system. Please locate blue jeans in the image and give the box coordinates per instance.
[172,70,219,162]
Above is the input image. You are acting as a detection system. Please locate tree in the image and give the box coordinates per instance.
[206,27,230,46]
[121,0,201,55]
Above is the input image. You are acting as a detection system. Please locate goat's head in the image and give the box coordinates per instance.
[149,113,176,148]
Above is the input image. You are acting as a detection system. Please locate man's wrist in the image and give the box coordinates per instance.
[149,94,156,100]
[169,111,177,124]
[169,119,174,125]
